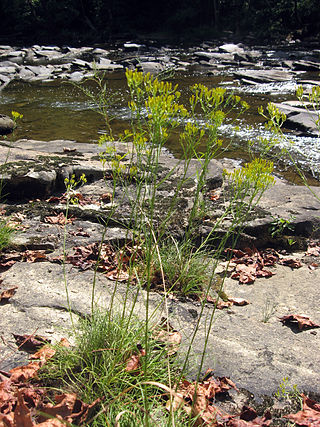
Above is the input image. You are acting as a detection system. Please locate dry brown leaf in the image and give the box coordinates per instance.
[125,354,141,372]
[13,335,50,352]
[231,264,256,284]
[284,394,320,426]
[40,393,100,425]
[23,251,47,263]
[44,212,75,226]
[13,390,33,427]
[30,345,56,364]
[209,189,221,201]
[279,258,302,268]
[153,319,182,356]
[0,253,21,270]
[106,270,130,282]
[0,287,18,302]
[59,338,71,348]
[9,362,42,383]
[279,314,320,331]
[306,244,320,257]
[308,262,319,270]
[100,193,112,203]
[228,298,249,306]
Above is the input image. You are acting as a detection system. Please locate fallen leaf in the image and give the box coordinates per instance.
[59,338,71,347]
[308,262,319,270]
[279,314,320,331]
[125,354,141,372]
[9,362,42,383]
[10,345,56,382]
[69,227,90,237]
[106,270,130,282]
[279,258,302,268]
[63,147,77,153]
[153,318,182,356]
[13,335,51,352]
[209,189,221,201]
[23,251,47,263]
[0,253,22,270]
[231,264,256,284]
[44,212,75,226]
[14,390,33,427]
[285,394,320,426]
[30,345,56,364]
[0,287,18,303]
[40,393,100,425]
[225,405,272,426]
[46,195,64,203]
[306,243,320,257]
[100,193,112,203]
[228,297,249,306]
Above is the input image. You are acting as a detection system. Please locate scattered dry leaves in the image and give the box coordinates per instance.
[279,314,320,331]
[0,253,22,271]
[46,192,99,207]
[64,241,139,281]
[284,394,320,426]
[227,247,304,283]
[0,337,98,426]
[168,371,239,425]
[306,241,320,257]
[44,212,75,226]
[23,251,47,263]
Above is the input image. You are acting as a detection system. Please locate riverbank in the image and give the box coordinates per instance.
[0,139,319,402]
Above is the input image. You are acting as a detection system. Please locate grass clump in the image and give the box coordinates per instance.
[0,220,15,251]
[40,311,186,426]
[148,239,211,297]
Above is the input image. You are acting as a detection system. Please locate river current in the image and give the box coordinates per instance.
[0,69,319,183]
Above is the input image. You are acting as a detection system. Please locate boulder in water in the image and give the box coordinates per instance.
[0,114,14,135]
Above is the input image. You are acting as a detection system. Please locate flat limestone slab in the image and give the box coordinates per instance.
[0,257,319,398]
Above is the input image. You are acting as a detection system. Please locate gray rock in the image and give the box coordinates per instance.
[235,69,293,84]
[92,48,109,56]
[25,65,52,76]
[1,253,319,398]
[219,43,246,55]
[293,60,320,71]
[0,66,17,75]
[275,102,320,136]
[18,67,36,80]
[0,114,14,134]
[72,59,92,69]
[124,43,145,51]
[0,74,11,89]
[68,71,85,81]
[138,62,164,73]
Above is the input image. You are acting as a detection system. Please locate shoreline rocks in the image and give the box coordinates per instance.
[0,42,319,87]
[0,114,14,135]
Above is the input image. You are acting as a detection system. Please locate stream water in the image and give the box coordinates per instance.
[0,69,319,183]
